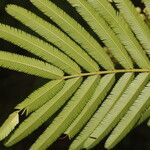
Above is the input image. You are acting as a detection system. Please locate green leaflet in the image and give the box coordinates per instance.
[4,77,82,147]
[84,73,150,149]
[114,0,150,57]
[15,79,65,115]
[88,0,150,68]
[65,74,115,139]
[0,24,81,75]
[0,51,64,79]
[68,0,133,69]
[69,73,134,150]
[29,75,100,150]
[30,0,114,70]
[0,111,19,141]
[105,81,150,149]
[138,105,150,125]
[6,5,99,72]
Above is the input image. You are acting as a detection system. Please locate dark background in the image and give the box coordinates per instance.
[0,0,149,150]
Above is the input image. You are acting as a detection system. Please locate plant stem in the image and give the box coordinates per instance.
[63,68,150,80]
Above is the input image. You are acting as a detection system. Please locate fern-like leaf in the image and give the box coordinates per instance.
[0,0,150,149]
[88,0,150,68]
[68,0,133,69]
[83,73,150,149]
[114,0,150,56]
[4,77,82,147]
[0,111,19,141]
[29,75,100,150]
[0,24,80,75]
[105,81,150,149]
[0,51,64,79]
[6,5,99,72]
[15,79,65,115]
[65,74,115,139]
[30,0,114,70]
[69,73,134,150]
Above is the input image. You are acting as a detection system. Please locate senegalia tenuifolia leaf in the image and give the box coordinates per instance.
[83,73,150,149]
[28,75,100,150]
[88,0,150,68]
[4,77,82,147]
[0,51,64,79]
[114,0,150,56]
[6,5,100,72]
[65,74,115,139]
[0,111,19,141]
[69,73,134,150]
[105,81,150,149]
[0,24,81,75]
[15,79,65,115]
[68,0,133,69]
[30,0,114,70]
[137,106,150,125]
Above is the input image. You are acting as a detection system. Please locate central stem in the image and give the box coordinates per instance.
[62,68,150,80]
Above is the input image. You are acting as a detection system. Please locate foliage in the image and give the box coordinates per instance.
[0,0,150,149]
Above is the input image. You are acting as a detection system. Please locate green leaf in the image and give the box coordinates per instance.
[68,0,133,69]
[88,0,150,68]
[83,73,150,149]
[65,74,115,139]
[4,77,82,147]
[105,81,150,149]
[15,79,65,115]
[0,24,81,75]
[30,0,114,70]
[0,51,64,79]
[29,75,100,150]
[6,5,99,72]
[0,111,19,141]
[69,73,134,150]
[114,0,150,56]
[0,0,149,149]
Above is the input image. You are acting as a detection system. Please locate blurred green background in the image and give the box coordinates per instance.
[0,0,149,149]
